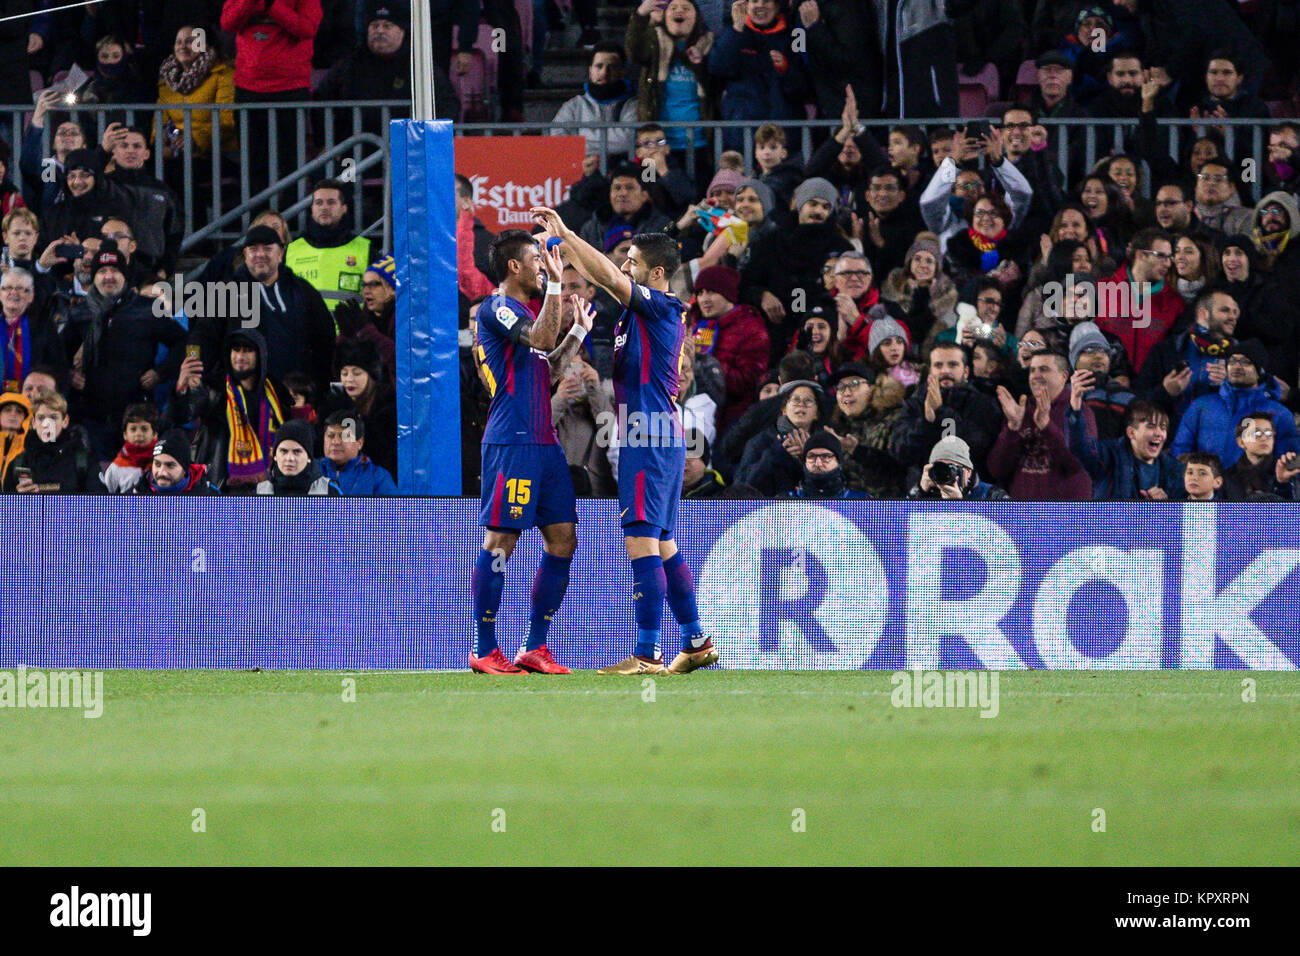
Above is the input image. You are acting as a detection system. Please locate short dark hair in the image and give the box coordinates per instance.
[1125,400,1169,431]
[122,402,159,430]
[1237,411,1274,435]
[889,126,926,150]
[119,124,149,144]
[868,163,905,188]
[635,122,665,137]
[1029,350,1071,375]
[1154,179,1189,200]
[312,178,348,199]
[281,372,316,406]
[928,126,955,143]
[1130,226,1173,254]
[778,351,815,383]
[1107,52,1144,72]
[325,408,367,440]
[629,232,680,276]
[928,341,968,366]
[1273,121,1300,140]
[1193,287,1231,317]
[1001,104,1036,123]
[455,173,474,200]
[590,41,625,65]
[1181,451,1223,476]
[488,228,538,282]
[1206,49,1243,74]
[609,162,646,185]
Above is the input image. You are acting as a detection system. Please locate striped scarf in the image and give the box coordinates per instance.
[4,315,30,393]
[224,377,284,485]
[967,228,1006,253]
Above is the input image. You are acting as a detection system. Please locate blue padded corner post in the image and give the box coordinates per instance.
[392,118,459,495]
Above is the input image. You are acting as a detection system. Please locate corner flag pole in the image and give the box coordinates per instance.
[410,0,436,121]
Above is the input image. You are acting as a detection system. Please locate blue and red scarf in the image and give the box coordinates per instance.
[4,315,30,393]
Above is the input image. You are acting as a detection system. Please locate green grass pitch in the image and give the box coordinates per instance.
[3,670,1298,866]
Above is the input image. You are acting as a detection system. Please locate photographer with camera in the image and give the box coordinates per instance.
[907,435,1008,500]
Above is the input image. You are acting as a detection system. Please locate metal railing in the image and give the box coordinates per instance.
[4,105,1286,258]
[5,100,399,254]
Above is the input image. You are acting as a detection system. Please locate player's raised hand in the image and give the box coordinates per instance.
[541,235,565,282]
[570,294,596,332]
[530,206,568,239]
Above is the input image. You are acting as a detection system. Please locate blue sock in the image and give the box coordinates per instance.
[472,547,505,657]
[631,554,666,660]
[663,551,704,651]
[526,552,571,651]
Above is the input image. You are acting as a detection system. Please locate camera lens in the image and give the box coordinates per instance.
[931,461,956,486]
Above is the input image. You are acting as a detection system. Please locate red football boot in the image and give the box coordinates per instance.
[513,645,572,674]
[469,648,526,674]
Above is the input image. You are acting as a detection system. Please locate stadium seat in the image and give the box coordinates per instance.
[30,70,42,97]
[986,100,1012,118]
[958,63,999,118]
[474,22,500,94]
[1014,59,1038,103]
[958,85,988,118]
[451,52,491,121]
[1267,100,1297,119]
[960,63,1001,103]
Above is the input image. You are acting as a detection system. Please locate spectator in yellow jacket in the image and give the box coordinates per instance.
[155,24,237,161]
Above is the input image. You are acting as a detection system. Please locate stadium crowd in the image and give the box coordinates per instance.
[5,1,1300,501]
[455,0,1300,502]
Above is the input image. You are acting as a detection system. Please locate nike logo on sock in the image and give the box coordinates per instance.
[689,634,710,649]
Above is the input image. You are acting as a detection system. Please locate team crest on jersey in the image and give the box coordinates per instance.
[510,505,523,519]
[495,305,519,329]
[345,255,357,267]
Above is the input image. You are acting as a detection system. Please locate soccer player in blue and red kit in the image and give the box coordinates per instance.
[530,207,719,675]
[471,229,594,674]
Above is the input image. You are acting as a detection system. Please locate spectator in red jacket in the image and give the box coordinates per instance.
[221,0,323,204]
[1095,226,1185,373]
[690,264,769,430]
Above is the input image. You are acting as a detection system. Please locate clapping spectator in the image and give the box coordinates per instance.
[709,0,807,152]
[628,0,714,162]
[890,341,1003,480]
[734,378,823,496]
[987,350,1096,499]
[823,361,905,497]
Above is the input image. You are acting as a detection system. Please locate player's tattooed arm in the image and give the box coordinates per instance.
[545,295,597,383]
[530,205,635,307]
[517,238,566,351]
